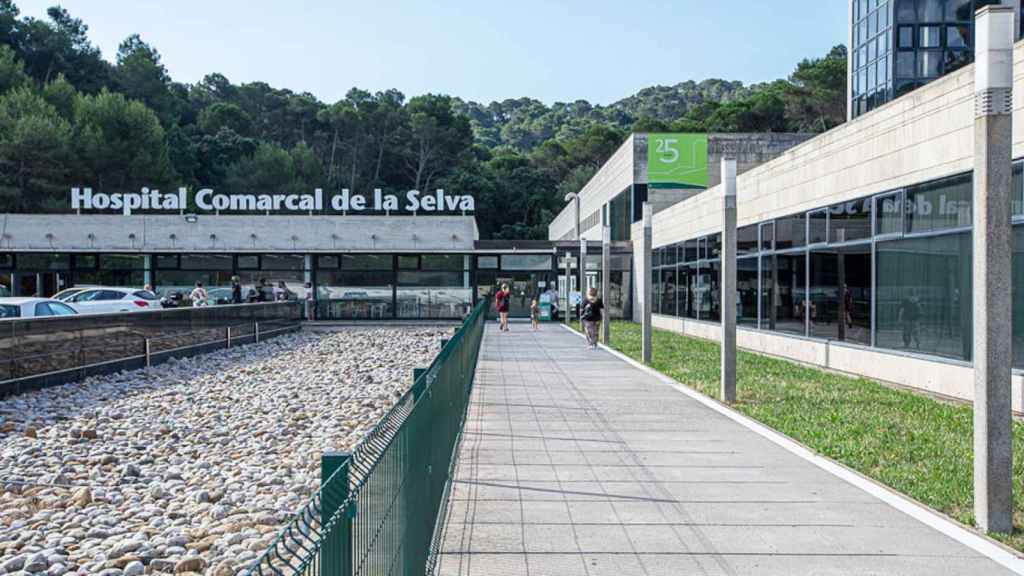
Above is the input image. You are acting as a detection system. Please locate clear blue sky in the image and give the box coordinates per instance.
[24,0,847,105]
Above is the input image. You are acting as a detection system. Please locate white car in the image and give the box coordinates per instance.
[0,297,78,319]
[65,287,161,315]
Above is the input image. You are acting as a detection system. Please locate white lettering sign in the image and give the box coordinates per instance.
[70,187,474,216]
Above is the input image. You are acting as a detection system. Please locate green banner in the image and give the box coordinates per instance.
[647,133,708,188]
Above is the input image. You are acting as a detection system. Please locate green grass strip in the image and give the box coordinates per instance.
[573,320,1024,549]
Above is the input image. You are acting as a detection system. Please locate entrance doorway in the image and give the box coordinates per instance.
[17,272,65,297]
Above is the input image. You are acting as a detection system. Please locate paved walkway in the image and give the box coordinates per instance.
[435,323,1019,576]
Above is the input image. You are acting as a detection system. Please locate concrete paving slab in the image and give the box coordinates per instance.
[434,325,1021,575]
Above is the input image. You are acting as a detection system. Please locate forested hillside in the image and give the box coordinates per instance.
[0,2,846,238]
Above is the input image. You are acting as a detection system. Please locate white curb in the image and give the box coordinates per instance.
[559,324,1024,574]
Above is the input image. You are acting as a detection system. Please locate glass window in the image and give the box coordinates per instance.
[318,255,340,269]
[807,247,871,345]
[918,0,942,21]
[905,172,971,234]
[760,222,775,252]
[651,268,662,316]
[877,58,888,87]
[99,254,144,270]
[944,49,971,73]
[316,269,394,319]
[155,255,179,269]
[946,0,973,21]
[738,225,759,255]
[775,214,806,250]
[1013,226,1024,368]
[477,256,499,269]
[1013,162,1023,216]
[876,232,972,360]
[898,25,914,49]
[869,10,879,36]
[501,255,552,271]
[738,257,759,327]
[705,261,721,321]
[398,255,419,270]
[896,51,915,77]
[897,0,917,22]
[47,302,76,315]
[808,210,828,244]
[947,25,968,48]
[684,239,699,262]
[868,63,877,90]
[397,270,471,318]
[343,254,392,270]
[868,36,878,61]
[73,255,97,269]
[875,192,903,236]
[708,234,722,260]
[660,268,677,317]
[237,255,259,269]
[879,2,889,29]
[0,304,19,318]
[261,254,304,270]
[919,25,940,48]
[763,253,807,335]
[918,50,942,77]
[679,264,697,319]
[698,237,708,261]
[18,254,70,271]
[422,255,467,271]
[829,198,872,242]
[180,254,232,270]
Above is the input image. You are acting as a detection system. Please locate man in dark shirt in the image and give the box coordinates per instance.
[581,287,605,349]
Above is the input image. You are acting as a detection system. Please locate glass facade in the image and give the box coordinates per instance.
[852,0,1015,118]
[652,163,1024,368]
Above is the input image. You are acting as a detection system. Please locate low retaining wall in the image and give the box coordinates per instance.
[652,314,1024,413]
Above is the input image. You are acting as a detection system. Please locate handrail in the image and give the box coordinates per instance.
[243,299,487,576]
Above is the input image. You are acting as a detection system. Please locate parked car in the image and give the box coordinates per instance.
[65,287,161,315]
[52,287,92,302]
[0,297,78,319]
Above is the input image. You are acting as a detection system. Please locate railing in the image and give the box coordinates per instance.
[0,302,302,397]
[244,298,487,576]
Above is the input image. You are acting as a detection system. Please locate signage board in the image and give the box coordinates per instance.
[69,187,475,216]
[647,133,709,189]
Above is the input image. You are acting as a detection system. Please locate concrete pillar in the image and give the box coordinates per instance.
[563,250,571,325]
[602,225,611,344]
[720,158,737,403]
[642,203,653,365]
[972,5,1014,535]
[579,238,588,325]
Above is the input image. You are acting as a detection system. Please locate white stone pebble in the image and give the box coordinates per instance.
[0,327,449,574]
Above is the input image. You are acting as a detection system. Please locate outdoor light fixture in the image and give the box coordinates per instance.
[184,213,198,223]
[563,192,581,240]
[128,233,136,240]
[209,233,217,241]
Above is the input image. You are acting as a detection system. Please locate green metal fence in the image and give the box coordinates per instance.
[243,298,487,576]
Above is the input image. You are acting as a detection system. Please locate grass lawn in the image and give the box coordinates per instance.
[573,320,1024,551]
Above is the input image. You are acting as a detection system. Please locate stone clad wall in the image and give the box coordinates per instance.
[0,214,480,252]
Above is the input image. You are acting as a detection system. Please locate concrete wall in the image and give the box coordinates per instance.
[652,314,1024,414]
[0,214,479,252]
[706,133,816,188]
[626,40,1024,410]
[549,135,638,242]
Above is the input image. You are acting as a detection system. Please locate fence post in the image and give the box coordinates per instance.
[144,338,151,368]
[254,321,260,344]
[321,452,352,576]
[226,326,232,349]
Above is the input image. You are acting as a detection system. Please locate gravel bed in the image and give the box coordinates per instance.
[0,327,450,575]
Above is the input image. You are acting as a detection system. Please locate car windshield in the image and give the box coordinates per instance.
[53,288,84,301]
[133,290,158,300]
[0,305,19,319]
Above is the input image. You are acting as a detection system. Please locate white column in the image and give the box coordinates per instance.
[602,225,611,344]
[642,203,653,365]
[972,4,1014,535]
[720,158,738,403]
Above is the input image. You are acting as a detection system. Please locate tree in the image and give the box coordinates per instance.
[16,6,111,92]
[114,34,185,127]
[0,44,27,93]
[198,102,253,136]
[0,87,71,210]
[73,89,174,190]
[41,74,76,120]
[224,142,297,196]
[402,94,473,191]
[785,45,848,132]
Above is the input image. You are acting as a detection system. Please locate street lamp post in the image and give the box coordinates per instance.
[564,192,582,324]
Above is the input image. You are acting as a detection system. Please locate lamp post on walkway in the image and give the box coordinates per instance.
[720,158,737,404]
[972,4,1014,535]
[602,225,611,345]
[642,203,653,365]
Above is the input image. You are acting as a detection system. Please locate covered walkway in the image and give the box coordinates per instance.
[435,324,1020,575]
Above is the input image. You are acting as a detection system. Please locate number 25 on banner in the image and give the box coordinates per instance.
[655,137,680,164]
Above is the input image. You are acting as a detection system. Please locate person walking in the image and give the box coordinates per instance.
[530,297,540,331]
[495,283,511,332]
[230,276,243,304]
[581,287,605,349]
[190,281,208,307]
[304,281,316,320]
[273,281,289,301]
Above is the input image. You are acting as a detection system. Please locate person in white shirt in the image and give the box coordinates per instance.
[190,282,208,307]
